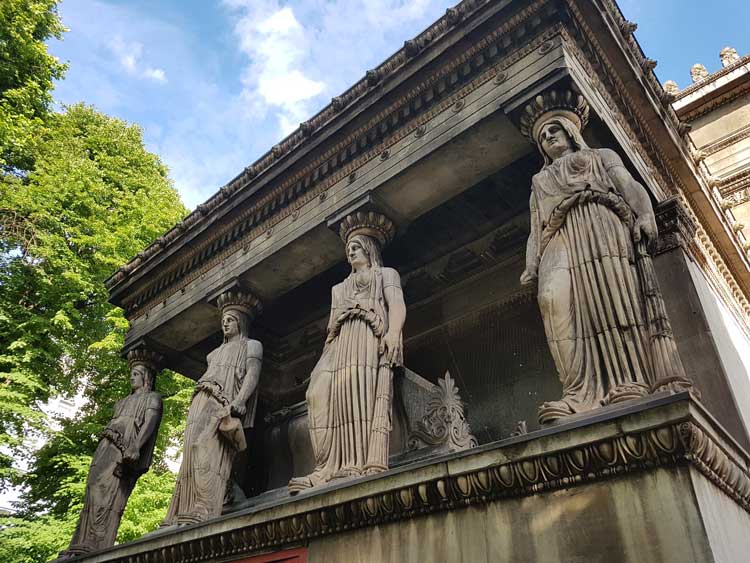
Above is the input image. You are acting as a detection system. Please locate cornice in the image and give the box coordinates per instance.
[673,54,750,101]
[698,123,750,158]
[716,168,750,198]
[116,2,558,320]
[104,0,525,295]
[678,79,750,123]
[564,0,750,329]
[75,396,750,563]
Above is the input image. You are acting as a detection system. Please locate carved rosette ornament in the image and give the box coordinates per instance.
[59,348,163,559]
[407,372,478,453]
[518,89,697,425]
[289,211,405,494]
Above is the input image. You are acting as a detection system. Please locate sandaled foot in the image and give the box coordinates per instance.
[538,399,575,425]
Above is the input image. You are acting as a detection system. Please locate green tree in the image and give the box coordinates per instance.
[0,0,67,173]
[0,104,193,560]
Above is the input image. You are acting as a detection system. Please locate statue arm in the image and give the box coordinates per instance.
[521,189,541,286]
[123,396,163,465]
[324,286,337,343]
[600,148,658,248]
[230,340,263,418]
[381,270,406,365]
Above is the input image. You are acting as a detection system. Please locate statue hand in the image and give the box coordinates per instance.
[122,447,140,464]
[633,214,658,251]
[520,267,538,287]
[230,402,247,418]
[379,331,401,365]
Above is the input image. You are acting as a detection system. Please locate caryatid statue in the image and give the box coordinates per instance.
[518,90,695,424]
[289,211,406,493]
[163,290,262,525]
[60,349,163,559]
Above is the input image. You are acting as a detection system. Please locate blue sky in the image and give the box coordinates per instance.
[48,0,750,209]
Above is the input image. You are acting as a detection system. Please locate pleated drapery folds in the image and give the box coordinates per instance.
[292,266,401,491]
[530,148,690,423]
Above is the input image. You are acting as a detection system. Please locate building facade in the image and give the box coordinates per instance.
[72,1,750,561]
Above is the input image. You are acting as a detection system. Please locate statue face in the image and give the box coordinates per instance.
[222,311,240,338]
[539,121,574,160]
[130,365,147,391]
[347,239,369,270]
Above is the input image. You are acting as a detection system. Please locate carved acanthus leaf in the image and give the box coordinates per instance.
[407,371,478,453]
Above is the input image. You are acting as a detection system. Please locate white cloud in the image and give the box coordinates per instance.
[225,0,454,139]
[143,67,167,83]
[230,4,325,135]
[108,35,168,83]
[54,0,455,210]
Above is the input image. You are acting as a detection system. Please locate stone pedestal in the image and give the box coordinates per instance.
[72,394,750,563]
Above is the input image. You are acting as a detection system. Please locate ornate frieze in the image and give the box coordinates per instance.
[654,196,698,255]
[694,124,750,160]
[80,397,750,563]
[115,0,559,321]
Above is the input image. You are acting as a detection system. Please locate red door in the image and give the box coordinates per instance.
[233,546,308,563]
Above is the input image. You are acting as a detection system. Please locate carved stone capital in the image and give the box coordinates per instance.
[216,289,262,321]
[126,347,163,373]
[654,196,697,254]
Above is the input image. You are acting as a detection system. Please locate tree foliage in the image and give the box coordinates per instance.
[0,4,195,561]
[0,0,67,173]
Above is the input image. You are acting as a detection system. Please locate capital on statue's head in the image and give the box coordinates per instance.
[216,290,262,321]
[518,89,590,144]
[338,211,396,248]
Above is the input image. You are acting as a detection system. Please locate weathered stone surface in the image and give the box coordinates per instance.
[72,395,750,563]
[59,350,163,559]
[162,290,263,526]
[289,212,406,493]
[518,89,695,424]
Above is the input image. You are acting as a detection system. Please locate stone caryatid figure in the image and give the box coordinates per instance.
[163,290,262,525]
[60,349,163,559]
[289,211,405,493]
[519,90,695,424]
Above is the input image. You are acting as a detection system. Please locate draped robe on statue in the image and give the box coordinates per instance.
[67,391,161,554]
[304,266,403,485]
[528,147,656,413]
[163,338,260,525]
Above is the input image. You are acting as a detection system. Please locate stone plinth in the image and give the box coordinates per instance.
[71,393,750,563]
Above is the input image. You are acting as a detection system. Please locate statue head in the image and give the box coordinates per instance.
[346,234,383,271]
[519,89,590,165]
[338,211,394,271]
[129,363,154,392]
[216,290,261,342]
[126,348,161,392]
[222,309,246,339]
[535,115,590,165]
